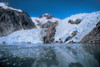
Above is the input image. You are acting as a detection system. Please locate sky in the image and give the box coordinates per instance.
[0,0,100,19]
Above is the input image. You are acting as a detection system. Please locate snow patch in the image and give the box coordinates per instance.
[0,3,22,12]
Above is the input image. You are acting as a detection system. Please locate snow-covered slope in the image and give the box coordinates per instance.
[0,29,46,44]
[0,2,22,12]
[55,11,100,43]
[31,13,61,28]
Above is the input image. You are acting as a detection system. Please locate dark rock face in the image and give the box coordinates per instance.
[68,19,82,24]
[0,7,36,37]
[39,13,54,19]
[43,22,58,43]
[80,21,100,43]
[65,30,78,43]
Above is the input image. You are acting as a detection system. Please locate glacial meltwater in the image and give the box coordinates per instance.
[0,43,100,67]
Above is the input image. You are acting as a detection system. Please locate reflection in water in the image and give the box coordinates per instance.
[0,43,99,67]
[82,44,100,65]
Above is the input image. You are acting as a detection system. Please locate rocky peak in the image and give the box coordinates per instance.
[39,13,54,19]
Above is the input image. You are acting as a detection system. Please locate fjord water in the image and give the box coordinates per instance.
[0,43,99,67]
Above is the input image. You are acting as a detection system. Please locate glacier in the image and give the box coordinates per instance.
[0,29,46,45]
[55,11,100,43]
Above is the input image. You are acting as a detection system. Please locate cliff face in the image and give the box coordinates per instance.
[80,21,100,43]
[43,22,58,43]
[0,6,36,37]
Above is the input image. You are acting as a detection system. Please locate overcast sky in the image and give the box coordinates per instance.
[0,0,100,19]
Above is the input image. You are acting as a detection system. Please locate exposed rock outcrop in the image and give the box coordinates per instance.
[0,4,36,37]
[68,19,82,24]
[31,13,61,28]
[43,22,58,43]
[80,21,100,43]
[65,30,78,43]
[39,13,54,19]
[41,21,58,28]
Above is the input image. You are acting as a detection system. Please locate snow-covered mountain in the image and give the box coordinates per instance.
[31,13,61,28]
[0,6,100,44]
[55,11,100,43]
